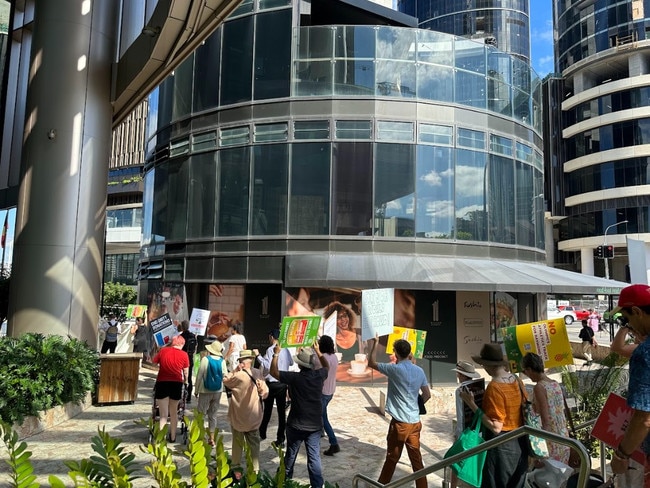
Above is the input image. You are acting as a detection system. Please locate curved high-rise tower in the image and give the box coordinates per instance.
[397,0,530,62]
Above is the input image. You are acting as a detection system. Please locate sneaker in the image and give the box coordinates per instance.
[323,444,340,456]
[271,441,284,450]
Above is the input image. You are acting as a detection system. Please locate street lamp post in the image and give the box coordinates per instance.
[603,220,629,280]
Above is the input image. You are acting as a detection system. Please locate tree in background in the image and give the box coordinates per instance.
[101,282,137,319]
[0,268,10,327]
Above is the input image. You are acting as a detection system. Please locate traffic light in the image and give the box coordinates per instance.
[595,245,604,259]
[604,245,614,259]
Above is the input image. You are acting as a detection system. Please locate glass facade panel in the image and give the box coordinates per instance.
[489,134,513,157]
[297,26,334,60]
[259,0,291,9]
[335,26,375,59]
[192,131,217,152]
[290,143,331,235]
[456,70,486,109]
[419,124,453,145]
[416,29,453,66]
[454,38,486,75]
[151,164,168,241]
[374,144,415,237]
[254,123,288,143]
[220,126,250,147]
[334,59,375,95]
[376,121,414,142]
[455,149,487,242]
[187,152,217,239]
[515,162,535,247]
[416,145,454,239]
[457,128,485,149]
[335,120,372,140]
[104,254,138,286]
[218,147,250,236]
[488,155,515,244]
[107,208,143,228]
[377,27,416,61]
[254,10,291,100]
[193,28,221,112]
[294,120,330,140]
[417,64,453,103]
[142,170,155,245]
[332,143,373,235]
[487,78,511,117]
[376,61,416,97]
[167,159,189,240]
[487,49,512,85]
[252,144,289,235]
[172,56,194,121]
[295,60,333,96]
[221,16,254,106]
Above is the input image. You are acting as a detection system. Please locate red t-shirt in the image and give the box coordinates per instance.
[153,346,189,382]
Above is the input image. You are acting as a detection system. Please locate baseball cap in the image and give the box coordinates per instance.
[613,284,650,313]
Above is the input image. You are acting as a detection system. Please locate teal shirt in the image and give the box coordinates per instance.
[377,360,427,424]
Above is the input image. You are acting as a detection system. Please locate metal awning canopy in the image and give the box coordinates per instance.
[285,254,628,295]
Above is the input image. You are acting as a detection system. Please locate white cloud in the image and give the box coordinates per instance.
[455,165,485,197]
[420,170,442,186]
[456,204,484,219]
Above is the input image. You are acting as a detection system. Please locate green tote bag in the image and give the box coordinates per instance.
[444,410,486,488]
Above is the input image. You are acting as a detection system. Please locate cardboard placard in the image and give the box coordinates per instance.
[150,313,176,347]
[279,315,322,347]
[188,308,211,336]
[591,393,645,465]
[386,326,428,359]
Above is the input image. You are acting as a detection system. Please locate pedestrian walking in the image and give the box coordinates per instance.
[179,320,197,402]
[194,338,227,446]
[316,335,340,456]
[578,319,596,366]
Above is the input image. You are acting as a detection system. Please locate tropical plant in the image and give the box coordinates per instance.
[0,414,340,488]
[0,267,10,326]
[0,333,99,424]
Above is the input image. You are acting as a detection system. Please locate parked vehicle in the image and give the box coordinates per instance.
[548,307,577,325]
[557,305,590,321]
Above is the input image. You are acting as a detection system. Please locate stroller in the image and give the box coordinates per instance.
[148,383,188,445]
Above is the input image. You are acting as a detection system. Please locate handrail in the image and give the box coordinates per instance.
[352,425,592,488]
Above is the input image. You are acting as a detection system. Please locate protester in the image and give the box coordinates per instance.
[609,284,650,488]
[270,341,329,488]
[100,315,119,353]
[578,319,596,366]
[195,338,227,446]
[368,338,431,488]
[223,322,247,371]
[460,343,527,488]
[152,335,189,442]
[223,349,268,473]
[179,320,197,402]
[255,328,294,449]
[131,317,150,361]
[316,335,340,456]
[521,352,570,464]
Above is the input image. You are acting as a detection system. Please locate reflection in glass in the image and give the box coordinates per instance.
[295,61,333,96]
[376,61,416,97]
[290,143,331,235]
[187,153,217,239]
[374,144,415,237]
[193,29,221,112]
[416,145,453,239]
[335,26,375,59]
[417,64,453,102]
[455,149,487,241]
[142,170,155,246]
[252,145,289,235]
[332,143,373,235]
[334,59,374,95]
[456,70,486,109]
[377,27,416,61]
[455,38,486,74]
[218,147,250,236]
[221,16,254,106]
[172,56,194,121]
[254,10,291,100]
[416,30,453,66]
[488,155,515,245]
[166,159,190,240]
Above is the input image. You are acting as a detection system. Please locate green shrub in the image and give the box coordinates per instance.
[0,333,99,425]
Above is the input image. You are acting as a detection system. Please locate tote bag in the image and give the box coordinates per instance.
[444,410,486,487]
[517,379,550,459]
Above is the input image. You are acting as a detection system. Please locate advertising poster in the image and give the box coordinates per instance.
[150,313,176,347]
[386,326,427,359]
[126,304,147,318]
[500,319,573,373]
[361,288,395,340]
[592,393,645,464]
[188,308,211,337]
[279,315,322,347]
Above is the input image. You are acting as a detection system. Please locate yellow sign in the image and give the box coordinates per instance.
[500,319,573,373]
[386,326,427,359]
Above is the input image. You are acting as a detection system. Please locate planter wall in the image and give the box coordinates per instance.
[13,392,92,440]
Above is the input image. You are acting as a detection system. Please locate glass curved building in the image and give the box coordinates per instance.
[397,0,531,62]
[554,0,650,278]
[138,0,590,381]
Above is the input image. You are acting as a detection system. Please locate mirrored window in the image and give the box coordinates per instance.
[290,143,331,235]
[166,159,190,240]
[193,29,221,112]
[457,128,485,149]
[374,144,415,237]
[416,145,454,239]
[254,10,291,100]
[419,124,453,146]
[218,147,250,236]
[187,152,217,239]
[417,64,453,103]
[335,120,372,140]
[332,143,373,235]
[455,149,487,242]
[377,121,414,142]
[252,144,289,235]
[487,155,515,244]
[221,16,254,106]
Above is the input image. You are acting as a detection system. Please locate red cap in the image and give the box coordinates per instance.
[616,284,650,310]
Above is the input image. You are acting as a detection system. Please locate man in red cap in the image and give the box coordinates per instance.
[610,284,650,487]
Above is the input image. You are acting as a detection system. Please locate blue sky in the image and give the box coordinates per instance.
[530,0,554,77]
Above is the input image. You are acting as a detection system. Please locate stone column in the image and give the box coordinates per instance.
[8,0,118,345]
[580,247,595,276]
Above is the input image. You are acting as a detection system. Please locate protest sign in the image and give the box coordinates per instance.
[386,326,427,359]
[361,288,394,340]
[279,316,322,347]
[592,393,645,464]
[126,304,147,318]
[500,319,573,373]
[455,378,486,435]
[150,313,176,347]
[188,308,211,336]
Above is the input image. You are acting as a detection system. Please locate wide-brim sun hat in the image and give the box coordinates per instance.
[205,340,223,356]
[471,343,508,367]
[293,348,314,369]
[451,360,481,378]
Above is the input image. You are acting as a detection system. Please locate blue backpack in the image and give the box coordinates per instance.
[204,356,224,391]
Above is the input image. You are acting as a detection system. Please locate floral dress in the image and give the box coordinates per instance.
[535,380,571,464]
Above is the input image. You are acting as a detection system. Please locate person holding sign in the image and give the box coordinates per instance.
[368,337,430,488]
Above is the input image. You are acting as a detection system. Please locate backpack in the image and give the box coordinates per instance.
[183,332,197,356]
[204,356,224,391]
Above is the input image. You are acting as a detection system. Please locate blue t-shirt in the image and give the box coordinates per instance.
[377,360,427,424]
[628,337,650,413]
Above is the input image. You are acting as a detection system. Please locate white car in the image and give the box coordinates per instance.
[548,307,577,325]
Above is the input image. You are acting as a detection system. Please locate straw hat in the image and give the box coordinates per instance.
[471,343,508,367]
[238,349,256,361]
[451,360,481,378]
[205,340,223,357]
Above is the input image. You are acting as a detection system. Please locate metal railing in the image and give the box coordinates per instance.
[352,425,593,488]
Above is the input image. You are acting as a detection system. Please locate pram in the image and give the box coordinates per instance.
[148,383,188,445]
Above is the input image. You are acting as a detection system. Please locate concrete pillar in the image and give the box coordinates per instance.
[628,52,649,76]
[8,0,118,345]
[581,247,595,276]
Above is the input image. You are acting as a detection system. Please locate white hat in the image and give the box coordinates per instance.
[451,360,481,378]
[293,348,314,369]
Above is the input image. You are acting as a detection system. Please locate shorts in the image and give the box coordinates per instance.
[155,381,183,401]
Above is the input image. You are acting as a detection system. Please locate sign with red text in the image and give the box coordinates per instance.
[279,315,322,347]
[500,319,573,373]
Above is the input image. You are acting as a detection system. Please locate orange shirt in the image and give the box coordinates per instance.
[482,381,524,431]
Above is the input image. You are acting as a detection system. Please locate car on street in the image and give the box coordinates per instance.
[548,307,577,325]
[558,305,590,321]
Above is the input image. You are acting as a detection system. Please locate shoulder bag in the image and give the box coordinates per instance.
[516,378,549,459]
[443,409,486,487]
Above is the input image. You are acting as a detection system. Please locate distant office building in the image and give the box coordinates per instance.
[551,0,650,280]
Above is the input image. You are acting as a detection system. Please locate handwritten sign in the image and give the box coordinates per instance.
[188,308,210,336]
[279,315,322,347]
[361,288,394,340]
